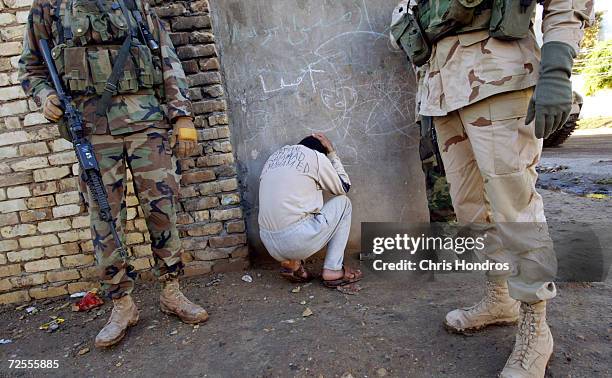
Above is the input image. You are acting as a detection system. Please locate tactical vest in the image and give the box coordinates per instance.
[51,0,163,98]
[392,0,537,66]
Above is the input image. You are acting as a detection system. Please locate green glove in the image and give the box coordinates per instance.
[526,41,576,139]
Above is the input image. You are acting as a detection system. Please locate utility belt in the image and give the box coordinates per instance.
[51,43,163,96]
[391,0,538,67]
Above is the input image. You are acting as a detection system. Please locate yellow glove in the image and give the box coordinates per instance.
[43,94,64,122]
[170,117,198,158]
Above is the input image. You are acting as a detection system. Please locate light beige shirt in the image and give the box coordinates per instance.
[258,145,350,232]
[390,0,594,116]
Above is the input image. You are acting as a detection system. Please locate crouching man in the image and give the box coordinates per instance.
[258,133,362,287]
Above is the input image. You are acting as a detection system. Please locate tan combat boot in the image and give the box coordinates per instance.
[160,278,209,324]
[444,279,520,333]
[500,301,553,378]
[95,295,139,348]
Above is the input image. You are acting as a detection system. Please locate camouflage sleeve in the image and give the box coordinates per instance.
[144,2,193,122]
[542,0,595,53]
[17,0,56,108]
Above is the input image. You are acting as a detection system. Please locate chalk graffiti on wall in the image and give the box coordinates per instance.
[221,0,417,168]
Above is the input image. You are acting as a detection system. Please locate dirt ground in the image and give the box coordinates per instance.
[0,134,611,378]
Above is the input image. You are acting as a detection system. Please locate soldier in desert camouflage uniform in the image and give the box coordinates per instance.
[19,0,209,348]
[391,1,593,376]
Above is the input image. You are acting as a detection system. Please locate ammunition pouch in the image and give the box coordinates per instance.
[391,11,431,67]
[392,0,535,67]
[52,0,163,96]
[52,44,162,96]
[418,0,488,44]
[489,0,537,40]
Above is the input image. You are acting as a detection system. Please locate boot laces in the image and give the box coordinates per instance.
[108,297,129,323]
[165,282,194,308]
[465,280,498,315]
[512,304,537,369]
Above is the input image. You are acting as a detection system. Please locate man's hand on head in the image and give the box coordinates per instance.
[312,133,335,154]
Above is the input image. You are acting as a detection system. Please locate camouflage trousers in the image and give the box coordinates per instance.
[84,127,183,299]
[433,88,557,304]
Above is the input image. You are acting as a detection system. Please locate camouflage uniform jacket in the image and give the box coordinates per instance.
[18,0,192,135]
[391,0,594,117]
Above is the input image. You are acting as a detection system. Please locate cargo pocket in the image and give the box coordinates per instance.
[63,47,91,93]
[109,49,139,94]
[490,93,529,175]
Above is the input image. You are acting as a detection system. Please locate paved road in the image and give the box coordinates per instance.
[539,129,612,196]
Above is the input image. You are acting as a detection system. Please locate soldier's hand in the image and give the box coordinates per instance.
[312,133,335,154]
[170,117,198,158]
[43,94,64,122]
[526,42,575,139]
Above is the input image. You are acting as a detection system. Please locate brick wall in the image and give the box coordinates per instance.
[0,0,248,305]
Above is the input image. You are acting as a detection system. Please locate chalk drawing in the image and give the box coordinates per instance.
[219,0,418,168]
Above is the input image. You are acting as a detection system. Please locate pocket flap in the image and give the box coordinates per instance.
[72,16,90,37]
[490,92,530,121]
[457,30,489,46]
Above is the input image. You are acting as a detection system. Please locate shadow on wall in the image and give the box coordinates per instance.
[211,0,428,260]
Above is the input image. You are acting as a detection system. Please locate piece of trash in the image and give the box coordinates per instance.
[26,306,37,314]
[55,303,71,311]
[337,283,362,295]
[170,330,178,335]
[72,292,104,312]
[586,193,608,200]
[241,274,253,283]
[116,362,122,367]
[302,307,313,317]
[0,339,12,344]
[281,319,296,324]
[300,300,306,305]
[70,292,87,299]
[291,286,301,293]
[77,347,90,356]
[39,317,65,333]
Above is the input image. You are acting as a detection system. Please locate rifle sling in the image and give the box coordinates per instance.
[95,0,137,116]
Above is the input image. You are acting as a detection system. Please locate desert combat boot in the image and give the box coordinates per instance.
[500,301,553,378]
[444,279,520,333]
[160,278,209,324]
[95,295,139,348]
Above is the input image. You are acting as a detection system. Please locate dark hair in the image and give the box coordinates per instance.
[298,136,328,154]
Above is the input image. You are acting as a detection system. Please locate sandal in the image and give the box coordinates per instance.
[322,266,363,288]
[280,260,315,283]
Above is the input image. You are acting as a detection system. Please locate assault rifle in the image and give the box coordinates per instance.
[38,39,127,259]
